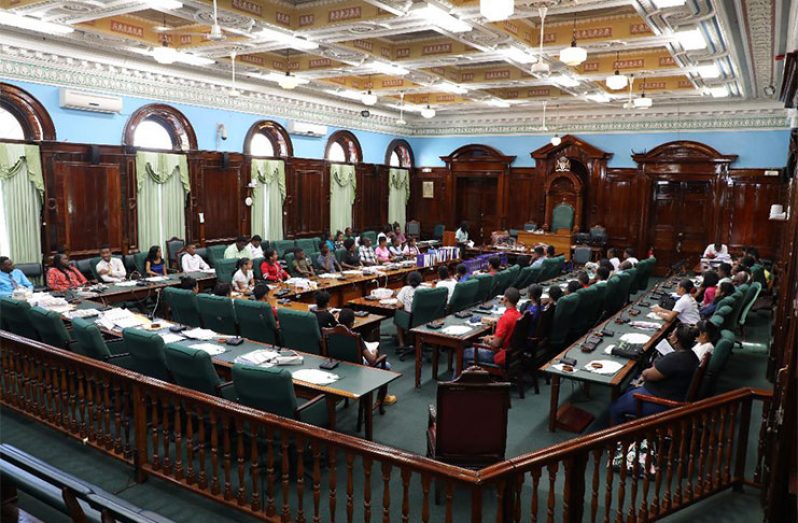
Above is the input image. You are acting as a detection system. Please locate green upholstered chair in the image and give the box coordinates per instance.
[513,265,535,290]
[165,238,185,267]
[699,336,734,398]
[548,293,580,350]
[206,245,227,267]
[447,279,480,313]
[492,266,519,297]
[276,308,322,354]
[123,328,171,382]
[74,258,95,280]
[624,267,640,295]
[591,282,608,321]
[295,238,317,254]
[637,257,656,291]
[709,305,734,329]
[394,287,449,359]
[272,240,296,259]
[432,224,445,241]
[615,271,633,308]
[232,364,328,427]
[603,275,625,316]
[307,252,322,271]
[360,231,378,245]
[132,252,148,274]
[234,299,279,345]
[284,252,297,276]
[528,266,543,284]
[29,307,73,350]
[474,274,495,303]
[750,264,767,287]
[71,317,132,368]
[725,288,748,331]
[551,203,575,232]
[0,297,39,340]
[196,294,238,336]
[334,248,347,265]
[539,256,565,282]
[737,282,762,337]
[165,344,235,400]
[572,285,601,338]
[213,258,238,285]
[163,287,202,328]
[252,257,265,281]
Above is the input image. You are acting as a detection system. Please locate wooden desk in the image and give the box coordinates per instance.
[541,278,679,432]
[75,271,217,306]
[517,230,573,261]
[347,296,402,318]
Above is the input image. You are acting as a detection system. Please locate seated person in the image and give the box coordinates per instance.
[388,237,404,260]
[591,266,610,285]
[546,245,555,258]
[576,271,590,288]
[486,256,501,276]
[292,249,315,277]
[717,262,733,285]
[144,245,168,277]
[374,237,392,264]
[403,236,420,257]
[463,287,522,367]
[623,247,640,266]
[610,324,699,424]
[324,231,336,252]
[260,248,289,282]
[700,281,734,319]
[395,271,423,347]
[181,242,210,272]
[516,255,531,268]
[251,283,280,322]
[530,246,545,269]
[435,265,457,302]
[616,260,633,273]
[1,257,34,297]
[392,222,406,245]
[47,253,87,291]
[213,282,233,298]
[312,290,337,329]
[248,235,264,259]
[179,275,199,294]
[317,244,341,273]
[333,231,345,250]
[692,319,719,360]
[703,241,728,259]
[455,221,469,244]
[607,248,621,271]
[232,258,255,294]
[732,268,750,286]
[337,308,397,405]
[651,279,701,324]
[564,280,581,295]
[344,227,355,241]
[698,270,719,307]
[598,258,615,274]
[224,236,251,259]
[524,284,544,342]
[456,263,469,282]
[96,245,127,282]
[341,239,362,269]
[537,285,563,343]
[358,238,378,266]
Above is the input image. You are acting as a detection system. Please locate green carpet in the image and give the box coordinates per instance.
[1,305,772,522]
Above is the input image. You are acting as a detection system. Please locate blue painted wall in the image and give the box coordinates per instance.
[5,79,790,169]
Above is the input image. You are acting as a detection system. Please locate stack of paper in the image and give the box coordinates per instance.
[317,273,339,279]
[114,281,139,287]
[144,276,169,282]
[189,343,226,356]
[159,333,185,344]
[182,328,217,341]
[236,349,279,366]
[66,308,101,319]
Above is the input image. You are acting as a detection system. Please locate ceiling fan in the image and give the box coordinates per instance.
[152,0,225,41]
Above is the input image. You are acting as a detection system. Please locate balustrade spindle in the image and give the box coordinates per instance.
[78,369,87,439]
[686,417,699,501]
[445,481,454,523]
[696,412,709,498]
[296,435,306,523]
[381,462,391,523]
[68,368,78,434]
[724,405,737,484]
[222,416,232,501]
[604,444,614,523]
[714,406,727,489]
[210,411,220,495]
[590,449,601,523]
[265,427,276,517]
[327,443,337,522]
[547,463,558,523]
[346,453,355,523]
[112,383,122,454]
[652,428,666,517]
[281,439,291,522]
[674,419,687,507]
[706,410,719,492]
[363,456,372,523]
[421,473,431,523]
[400,467,411,523]
[629,439,641,522]
[151,395,161,470]
[162,396,172,474]
[174,403,183,481]
[531,466,541,523]
[250,424,261,513]
[616,441,628,523]
[186,407,195,485]
[236,418,246,505]
[311,441,322,523]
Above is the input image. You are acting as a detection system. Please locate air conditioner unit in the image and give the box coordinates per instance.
[287,120,327,138]
[59,88,123,114]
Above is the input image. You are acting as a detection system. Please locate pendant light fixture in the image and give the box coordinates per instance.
[530,6,549,74]
[559,17,587,67]
[633,75,653,108]
[228,49,241,98]
[396,92,407,125]
[153,14,177,64]
[480,0,513,22]
[420,104,436,119]
[361,75,378,106]
[605,51,628,90]
[550,103,561,146]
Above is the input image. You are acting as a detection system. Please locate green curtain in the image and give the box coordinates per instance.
[329,164,356,234]
[251,159,286,241]
[0,142,43,263]
[135,151,189,254]
[388,168,410,229]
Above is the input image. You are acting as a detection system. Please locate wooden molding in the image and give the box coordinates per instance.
[0,82,56,141]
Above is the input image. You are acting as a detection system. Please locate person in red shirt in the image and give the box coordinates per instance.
[259,248,289,283]
[462,287,522,367]
[47,253,87,291]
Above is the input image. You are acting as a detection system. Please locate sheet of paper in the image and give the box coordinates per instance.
[113,316,149,329]
[441,325,473,336]
[655,339,675,356]
[66,309,101,319]
[236,349,279,366]
[582,360,623,375]
[144,276,169,282]
[114,281,139,287]
[159,333,185,344]
[189,343,226,356]
[292,368,340,385]
[182,328,218,340]
[619,332,651,345]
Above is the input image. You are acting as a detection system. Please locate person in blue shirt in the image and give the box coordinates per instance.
[523,284,544,342]
[456,263,469,282]
[0,256,33,296]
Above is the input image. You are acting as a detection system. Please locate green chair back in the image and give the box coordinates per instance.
[165,344,224,396]
[474,274,495,303]
[295,238,317,254]
[132,252,147,274]
[738,282,762,327]
[334,248,347,264]
[448,279,480,313]
[360,231,378,245]
[276,308,322,354]
[638,257,656,291]
[615,271,633,306]
[573,285,601,337]
[206,245,227,267]
[0,297,38,340]
[30,307,72,349]
[284,252,297,276]
[540,256,565,281]
[407,287,449,328]
[123,328,171,382]
[700,336,734,398]
[528,266,542,284]
[432,224,445,241]
[163,287,202,328]
[252,257,265,281]
[549,293,580,349]
[750,264,766,287]
[234,299,279,345]
[232,364,299,419]
[196,294,237,336]
[626,266,641,294]
[71,317,112,360]
[551,203,575,232]
[322,326,361,364]
[213,259,238,285]
[725,289,748,330]
[603,275,625,316]
[272,240,296,258]
[493,266,519,297]
[710,305,734,328]
[88,256,103,281]
[513,265,534,290]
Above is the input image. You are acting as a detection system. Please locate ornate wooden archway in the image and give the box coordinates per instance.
[0,82,56,141]
[123,103,198,152]
[243,120,293,157]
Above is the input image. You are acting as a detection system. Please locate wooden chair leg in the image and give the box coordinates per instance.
[356,400,363,433]
[533,372,540,394]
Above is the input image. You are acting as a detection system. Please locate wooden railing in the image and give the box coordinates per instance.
[0,331,771,522]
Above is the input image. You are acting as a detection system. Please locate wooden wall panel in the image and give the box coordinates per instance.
[722,169,785,258]
[600,168,642,249]
[407,167,449,237]
[286,158,326,238]
[356,165,387,232]
[505,168,544,229]
[188,152,247,246]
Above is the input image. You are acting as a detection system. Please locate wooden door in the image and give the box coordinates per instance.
[649,180,713,270]
[456,176,498,245]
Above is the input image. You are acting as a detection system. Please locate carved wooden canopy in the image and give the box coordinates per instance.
[440,144,516,167]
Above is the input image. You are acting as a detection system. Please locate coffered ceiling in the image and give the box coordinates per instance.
[0,0,794,131]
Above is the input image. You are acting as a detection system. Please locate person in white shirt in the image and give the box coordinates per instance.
[455,221,469,243]
[248,235,264,259]
[396,271,422,312]
[623,247,639,266]
[435,266,457,303]
[96,245,126,282]
[651,279,701,325]
[692,320,717,361]
[607,248,621,271]
[224,236,250,260]
[181,243,210,272]
[703,242,728,259]
[402,237,420,257]
[232,258,255,294]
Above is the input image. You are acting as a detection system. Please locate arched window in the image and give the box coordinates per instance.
[0,107,25,141]
[0,82,56,141]
[244,120,293,157]
[123,104,197,151]
[325,130,362,164]
[385,139,414,168]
